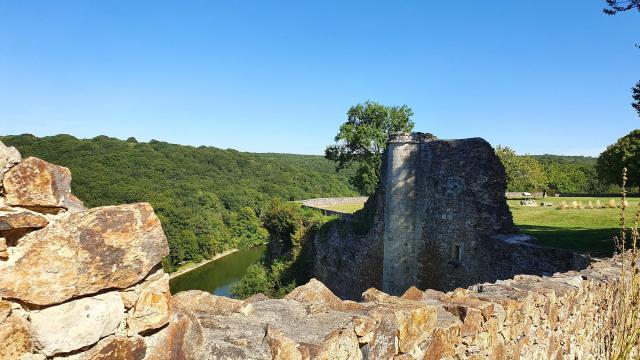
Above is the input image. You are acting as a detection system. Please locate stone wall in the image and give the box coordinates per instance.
[314,133,590,298]
[0,142,172,360]
[0,140,631,359]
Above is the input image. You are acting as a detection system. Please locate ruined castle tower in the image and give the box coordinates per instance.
[382,133,517,294]
[314,132,584,299]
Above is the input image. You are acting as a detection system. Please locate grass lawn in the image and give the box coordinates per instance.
[508,197,628,256]
[321,203,367,214]
[323,196,636,256]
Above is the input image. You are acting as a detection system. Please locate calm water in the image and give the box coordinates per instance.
[169,245,266,297]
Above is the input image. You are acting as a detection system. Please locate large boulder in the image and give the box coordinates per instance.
[2,157,78,211]
[30,292,125,357]
[0,203,169,305]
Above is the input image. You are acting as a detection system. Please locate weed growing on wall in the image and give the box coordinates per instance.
[609,168,640,360]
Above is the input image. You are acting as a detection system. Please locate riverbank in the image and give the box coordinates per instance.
[169,248,239,279]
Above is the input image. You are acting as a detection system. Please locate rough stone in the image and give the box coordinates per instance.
[265,324,303,360]
[172,290,254,317]
[82,336,147,360]
[0,209,49,246]
[2,157,75,211]
[284,278,350,311]
[0,210,49,231]
[144,313,205,360]
[0,140,21,184]
[0,313,32,360]
[0,203,169,305]
[127,273,171,335]
[30,292,125,356]
[363,288,438,356]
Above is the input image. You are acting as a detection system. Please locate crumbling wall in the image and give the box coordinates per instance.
[314,133,589,298]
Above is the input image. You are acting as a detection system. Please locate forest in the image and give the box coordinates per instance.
[0,134,357,272]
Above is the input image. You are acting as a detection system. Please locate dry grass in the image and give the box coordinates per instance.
[608,169,640,359]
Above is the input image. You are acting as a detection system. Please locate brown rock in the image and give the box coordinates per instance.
[0,299,11,322]
[172,290,253,316]
[3,157,75,210]
[0,203,169,306]
[365,307,398,359]
[0,210,48,231]
[363,288,437,355]
[0,140,21,184]
[145,313,205,360]
[400,286,424,301]
[297,327,362,360]
[0,314,32,360]
[0,210,49,246]
[85,336,147,360]
[265,324,303,360]
[127,273,171,335]
[285,278,346,311]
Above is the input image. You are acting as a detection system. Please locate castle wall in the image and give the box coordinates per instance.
[314,133,588,299]
[383,136,420,294]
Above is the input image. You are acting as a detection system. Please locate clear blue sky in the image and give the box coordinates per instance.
[0,1,638,156]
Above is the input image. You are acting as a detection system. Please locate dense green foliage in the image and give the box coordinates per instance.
[496,146,548,192]
[0,134,357,272]
[597,129,640,188]
[497,147,611,194]
[231,201,331,298]
[325,101,414,195]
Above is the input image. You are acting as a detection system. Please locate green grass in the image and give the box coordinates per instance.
[509,197,626,256]
[322,196,634,256]
[321,203,366,213]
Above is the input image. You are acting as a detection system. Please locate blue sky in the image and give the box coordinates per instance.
[0,1,638,156]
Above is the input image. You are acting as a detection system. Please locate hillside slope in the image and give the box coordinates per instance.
[0,134,356,270]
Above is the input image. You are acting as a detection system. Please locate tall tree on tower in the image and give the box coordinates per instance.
[325,101,414,195]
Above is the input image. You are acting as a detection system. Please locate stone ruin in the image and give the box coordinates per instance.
[314,133,589,299]
[0,140,630,359]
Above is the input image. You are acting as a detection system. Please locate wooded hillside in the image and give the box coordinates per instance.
[0,134,357,271]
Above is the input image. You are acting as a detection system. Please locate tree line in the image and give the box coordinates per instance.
[0,134,357,272]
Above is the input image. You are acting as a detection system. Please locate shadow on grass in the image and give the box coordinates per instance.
[518,225,619,257]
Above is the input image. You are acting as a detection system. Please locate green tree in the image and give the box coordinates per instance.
[597,129,640,188]
[230,264,270,298]
[495,146,548,192]
[226,207,269,248]
[325,101,415,195]
[633,81,640,116]
[604,0,640,15]
[261,199,304,258]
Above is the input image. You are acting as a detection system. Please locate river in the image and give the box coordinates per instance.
[169,245,267,297]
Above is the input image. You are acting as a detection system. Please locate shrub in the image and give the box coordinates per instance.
[588,201,594,209]
[558,201,568,210]
[607,169,640,359]
[609,199,619,208]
